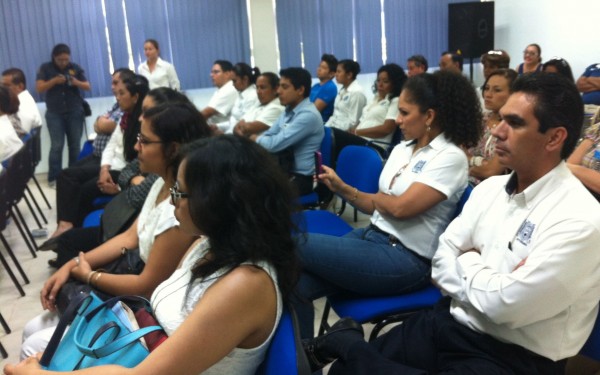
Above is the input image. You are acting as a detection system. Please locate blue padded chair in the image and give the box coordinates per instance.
[334,145,383,221]
[317,185,473,340]
[580,308,600,361]
[82,209,103,228]
[300,126,335,208]
[92,195,114,207]
[77,139,94,160]
[255,306,311,375]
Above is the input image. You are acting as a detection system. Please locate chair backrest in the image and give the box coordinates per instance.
[336,145,383,196]
[30,127,42,166]
[78,139,95,160]
[321,126,334,168]
[0,170,8,231]
[255,306,311,375]
[452,184,473,219]
[4,145,33,204]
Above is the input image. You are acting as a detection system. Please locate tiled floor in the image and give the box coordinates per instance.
[0,178,376,371]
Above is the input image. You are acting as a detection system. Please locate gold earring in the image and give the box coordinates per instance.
[426,124,431,133]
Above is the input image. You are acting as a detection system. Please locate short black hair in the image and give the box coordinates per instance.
[408,55,428,71]
[279,67,312,98]
[259,72,280,89]
[2,68,26,86]
[542,57,575,83]
[374,63,407,99]
[51,43,70,58]
[337,59,361,80]
[321,54,338,72]
[214,60,233,72]
[512,72,583,159]
[442,51,463,71]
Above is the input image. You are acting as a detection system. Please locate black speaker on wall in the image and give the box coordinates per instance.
[449,2,494,59]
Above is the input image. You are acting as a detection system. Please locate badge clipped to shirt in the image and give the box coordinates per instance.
[516,220,535,246]
[412,160,426,173]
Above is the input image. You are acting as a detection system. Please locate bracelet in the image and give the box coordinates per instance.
[86,271,97,285]
[348,186,359,202]
[92,271,103,287]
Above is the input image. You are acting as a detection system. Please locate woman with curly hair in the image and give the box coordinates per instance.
[332,63,407,157]
[294,70,482,339]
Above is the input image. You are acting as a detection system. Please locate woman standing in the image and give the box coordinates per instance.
[516,43,542,75]
[137,39,180,91]
[468,69,517,184]
[294,71,482,339]
[36,43,91,187]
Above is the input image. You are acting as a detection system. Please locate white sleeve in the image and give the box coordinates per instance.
[100,126,121,167]
[385,97,399,120]
[254,104,284,128]
[166,64,180,91]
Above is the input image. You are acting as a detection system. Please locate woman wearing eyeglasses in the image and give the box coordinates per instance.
[19,102,211,360]
[517,43,543,75]
[7,135,299,375]
[43,75,149,243]
[293,71,482,339]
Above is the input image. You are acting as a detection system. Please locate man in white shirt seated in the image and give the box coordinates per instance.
[200,60,238,131]
[2,68,42,133]
[304,73,600,375]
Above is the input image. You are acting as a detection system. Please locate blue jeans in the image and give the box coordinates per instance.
[294,227,432,339]
[46,108,85,182]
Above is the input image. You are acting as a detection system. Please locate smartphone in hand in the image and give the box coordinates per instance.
[314,151,324,177]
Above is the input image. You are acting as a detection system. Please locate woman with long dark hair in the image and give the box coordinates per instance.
[20,101,212,359]
[44,75,148,241]
[8,136,300,375]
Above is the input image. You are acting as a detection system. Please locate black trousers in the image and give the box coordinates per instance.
[54,226,102,267]
[55,155,120,226]
[331,128,387,160]
[330,298,566,375]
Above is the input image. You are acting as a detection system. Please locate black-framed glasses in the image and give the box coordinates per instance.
[137,133,163,146]
[170,182,189,205]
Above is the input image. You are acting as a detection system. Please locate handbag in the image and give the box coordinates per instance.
[40,293,163,371]
[55,247,145,315]
[82,99,92,117]
[100,190,140,242]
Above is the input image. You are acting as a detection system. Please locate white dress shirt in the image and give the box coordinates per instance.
[433,162,600,360]
[138,57,180,90]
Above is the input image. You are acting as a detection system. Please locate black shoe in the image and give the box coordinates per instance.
[48,258,59,268]
[303,317,364,372]
[38,236,60,251]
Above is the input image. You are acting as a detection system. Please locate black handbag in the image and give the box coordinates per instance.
[55,247,145,316]
[82,99,92,117]
[100,190,140,242]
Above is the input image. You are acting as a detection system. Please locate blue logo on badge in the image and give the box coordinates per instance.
[343,95,349,102]
[516,220,535,245]
[412,160,426,173]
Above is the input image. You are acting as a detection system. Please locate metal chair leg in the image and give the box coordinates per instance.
[0,241,27,296]
[0,233,30,285]
[31,175,52,209]
[26,185,48,225]
[0,312,10,334]
[12,205,39,254]
[23,194,43,229]
[0,341,7,359]
[8,209,37,258]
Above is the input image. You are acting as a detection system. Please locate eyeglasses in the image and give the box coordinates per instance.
[210,70,222,75]
[136,133,163,146]
[170,182,189,205]
[523,50,538,56]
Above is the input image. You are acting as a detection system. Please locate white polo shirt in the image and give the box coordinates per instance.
[356,94,399,144]
[17,90,42,132]
[371,133,467,259]
[206,80,238,125]
[241,98,284,130]
[0,115,24,162]
[433,162,600,360]
[325,80,367,131]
